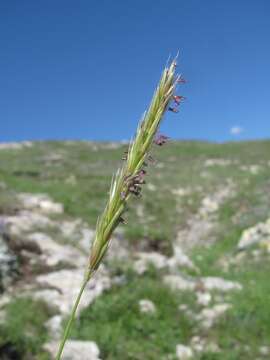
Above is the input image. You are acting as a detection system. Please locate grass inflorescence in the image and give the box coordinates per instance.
[55,58,185,359]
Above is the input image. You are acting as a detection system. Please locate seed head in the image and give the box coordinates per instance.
[88,57,185,272]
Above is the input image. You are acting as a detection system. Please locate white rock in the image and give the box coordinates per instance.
[27,232,85,267]
[190,336,204,352]
[18,193,63,214]
[238,219,270,250]
[134,252,168,274]
[176,344,193,359]
[134,248,196,274]
[197,304,231,329]
[0,141,32,150]
[201,277,242,292]
[79,227,95,252]
[35,268,111,315]
[240,164,261,174]
[190,336,220,354]
[176,217,214,251]
[200,197,219,215]
[139,299,156,314]
[59,220,95,253]
[175,183,236,251]
[0,234,18,289]
[45,315,62,339]
[4,210,53,235]
[163,275,195,291]
[199,184,235,217]
[259,346,269,356]
[196,292,212,307]
[249,165,261,174]
[45,340,101,360]
[60,219,83,238]
[0,294,11,309]
[168,246,196,271]
[106,233,129,261]
[39,200,63,214]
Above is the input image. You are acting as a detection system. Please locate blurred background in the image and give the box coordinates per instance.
[0,1,270,359]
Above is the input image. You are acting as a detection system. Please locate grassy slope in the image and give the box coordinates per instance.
[1,140,270,359]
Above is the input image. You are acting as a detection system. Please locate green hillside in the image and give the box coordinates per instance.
[0,140,270,359]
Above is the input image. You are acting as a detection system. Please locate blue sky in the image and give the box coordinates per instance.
[1,0,269,142]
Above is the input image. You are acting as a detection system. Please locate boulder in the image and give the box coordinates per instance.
[18,193,63,214]
[163,275,195,291]
[238,219,270,251]
[176,344,193,359]
[196,303,231,329]
[139,299,156,314]
[0,234,17,291]
[45,340,101,360]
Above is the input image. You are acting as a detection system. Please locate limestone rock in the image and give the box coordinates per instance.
[3,210,53,236]
[196,303,231,329]
[163,275,195,291]
[45,315,62,339]
[0,141,32,150]
[18,193,63,214]
[196,292,212,307]
[45,340,101,360]
[259,346,269,356]
[134,252,168,274]
[238,219,270,251]
[35,267,111,315]
[164,274,241,294]
[168,246,197,271]
[26,232,85,267]
[134,248,196,275]
[139,299,156,314]
[201,277,242,292]
[190,336,220,354]
[0,234,17,291]
[176,344,193,359]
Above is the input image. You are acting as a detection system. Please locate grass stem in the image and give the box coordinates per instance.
[55,271,92,360]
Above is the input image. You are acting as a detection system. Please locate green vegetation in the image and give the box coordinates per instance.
[1,140,270,358]
[1,140,270,253]
[0,297,52,359]
[70,269,196,360]
[194,260,270,360]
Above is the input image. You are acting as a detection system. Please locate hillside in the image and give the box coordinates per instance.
[0,140,270,360]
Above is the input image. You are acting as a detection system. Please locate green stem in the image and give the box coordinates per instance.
[55,271,91,360]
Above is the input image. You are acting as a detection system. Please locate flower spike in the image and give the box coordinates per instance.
[55,57,186,360]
